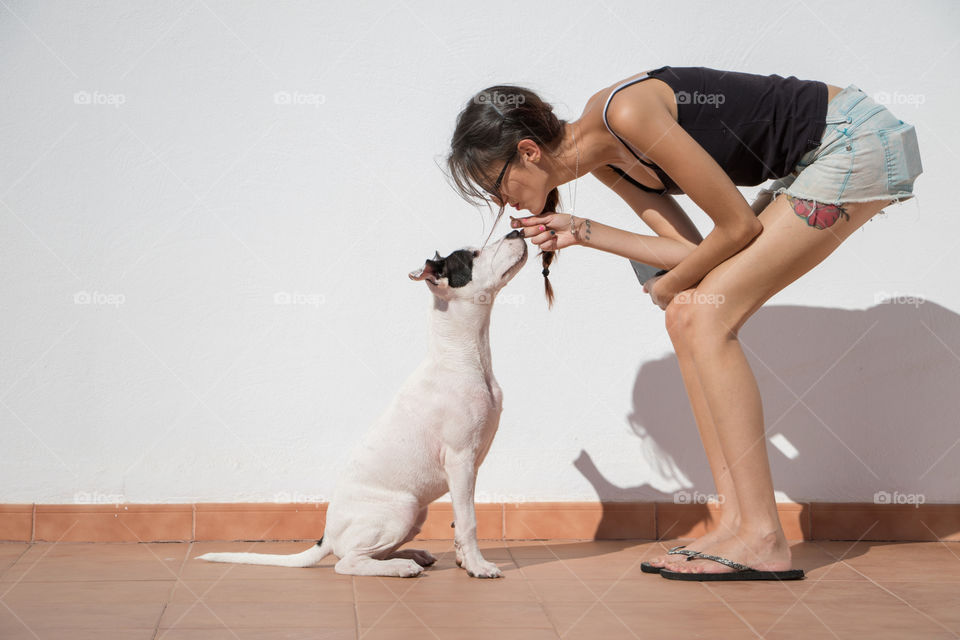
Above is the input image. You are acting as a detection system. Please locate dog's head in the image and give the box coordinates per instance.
[408,229,527,303]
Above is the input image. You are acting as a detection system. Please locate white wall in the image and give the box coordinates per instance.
[1,0,957,505]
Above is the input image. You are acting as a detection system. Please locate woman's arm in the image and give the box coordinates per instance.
[575,180,776,270]
[572,164,701,268]
[570,216,697,269]
[590,163,703,246]
[604,94,763,294]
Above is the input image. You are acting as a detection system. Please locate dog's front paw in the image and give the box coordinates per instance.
[465,559,502,579]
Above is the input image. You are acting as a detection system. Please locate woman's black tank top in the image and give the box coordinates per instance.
[602,65,828,196]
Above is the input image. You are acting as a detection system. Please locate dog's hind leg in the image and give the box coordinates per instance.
[334,529,424,577]
[334,507,427,577]
[385,506,436,567]
[335,553,424,577]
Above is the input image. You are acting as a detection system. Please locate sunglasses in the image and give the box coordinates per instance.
[484,150,517,203]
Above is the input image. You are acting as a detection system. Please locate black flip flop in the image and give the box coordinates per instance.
[659,551,805,581]
[640,545,700,574]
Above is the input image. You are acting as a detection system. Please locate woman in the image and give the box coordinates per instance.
[444,65,923,581]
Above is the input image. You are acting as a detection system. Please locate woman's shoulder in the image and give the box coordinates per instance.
[586,69,660,105]
[581,68,677,125]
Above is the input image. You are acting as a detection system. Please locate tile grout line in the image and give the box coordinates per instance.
[654,502,659,539]
[0,541,33,583]
[504,541,563,639]
[350,575,360,639]
[152,540,196,640]
[501,503,505,540]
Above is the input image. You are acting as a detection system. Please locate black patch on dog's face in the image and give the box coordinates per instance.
[428,249,474,288]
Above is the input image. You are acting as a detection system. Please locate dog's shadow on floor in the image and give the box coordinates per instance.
[523,300,960,569]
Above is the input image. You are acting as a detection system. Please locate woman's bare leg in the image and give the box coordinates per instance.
[645,334,742,568]
[664,194,893,574]
[645,190,773,569]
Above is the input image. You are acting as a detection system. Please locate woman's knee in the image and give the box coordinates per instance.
[665,289,697,343]
[668,290,741,347]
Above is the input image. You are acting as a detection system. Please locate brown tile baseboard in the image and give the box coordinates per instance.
[0,504,32,542]
[194,502,326,542]
[1,502,957,543]
[32,504,192,542]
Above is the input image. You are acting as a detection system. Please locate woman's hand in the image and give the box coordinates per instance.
[643,273,678,310]
[510,212,578,251]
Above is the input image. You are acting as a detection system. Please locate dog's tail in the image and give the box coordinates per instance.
[195,536,332,567]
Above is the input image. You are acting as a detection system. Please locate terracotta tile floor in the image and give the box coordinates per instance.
[0,538,958,639]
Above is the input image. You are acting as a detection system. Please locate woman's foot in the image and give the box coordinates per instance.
[646,519,740,570]
[663,529,791,574]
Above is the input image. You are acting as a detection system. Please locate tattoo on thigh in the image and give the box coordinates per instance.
[785,194,850,230]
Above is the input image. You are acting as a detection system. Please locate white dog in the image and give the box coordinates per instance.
[196,229,528,578]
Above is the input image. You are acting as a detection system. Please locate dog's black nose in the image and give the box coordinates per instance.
[506,229,523,239]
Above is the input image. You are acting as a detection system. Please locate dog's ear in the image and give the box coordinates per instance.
[408,253,446,286]
[442,250,474,288]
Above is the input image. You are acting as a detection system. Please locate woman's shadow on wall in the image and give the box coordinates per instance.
[574,299,960,541]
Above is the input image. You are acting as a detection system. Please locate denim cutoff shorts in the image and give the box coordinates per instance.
[760,84,923,208]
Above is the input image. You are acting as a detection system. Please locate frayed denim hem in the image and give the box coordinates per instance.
[761,185,917,206]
